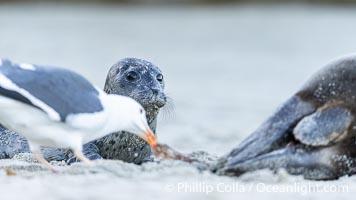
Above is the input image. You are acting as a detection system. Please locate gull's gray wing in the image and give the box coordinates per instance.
[0,59,103,122]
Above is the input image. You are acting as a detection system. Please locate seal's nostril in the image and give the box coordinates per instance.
[148,88,166,108]
[152,89,159,95]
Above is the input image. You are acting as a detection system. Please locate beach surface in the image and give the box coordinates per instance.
[1,3,356,199]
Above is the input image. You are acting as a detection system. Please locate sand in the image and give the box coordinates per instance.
[1,153,356,200]
[1,2,356,199]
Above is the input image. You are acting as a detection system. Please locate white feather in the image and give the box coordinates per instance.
[19,63,36,71]
[66,91,108,130]
[0,95,84,148]
[0,73,61,121]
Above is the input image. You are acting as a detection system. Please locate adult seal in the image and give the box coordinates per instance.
[213,54,356,180]
[0,58,167,165]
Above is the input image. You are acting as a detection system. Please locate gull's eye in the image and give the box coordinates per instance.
[156,74,163,82]
[140,109,143,114]
[126,71,138,81]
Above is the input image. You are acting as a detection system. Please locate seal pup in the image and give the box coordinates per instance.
[0,59,157,171]
[214,54,356,180]
[67,58,167,164]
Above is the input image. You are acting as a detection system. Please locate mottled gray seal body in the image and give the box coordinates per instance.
[0,126,66,161]
[214,55,356,180]
[0,58,166,165]
[90,58,166,164]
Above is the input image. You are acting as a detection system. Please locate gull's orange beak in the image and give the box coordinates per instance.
[140,129,158,149]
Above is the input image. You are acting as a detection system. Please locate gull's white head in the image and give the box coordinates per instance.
[104,94,158,148]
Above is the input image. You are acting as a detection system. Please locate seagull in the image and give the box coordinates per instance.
[0,59,158,172]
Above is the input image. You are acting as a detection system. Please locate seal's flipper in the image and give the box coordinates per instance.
[220,145,340,180]
[218,147,292,176]
[221,96,315,168]
[293,106,353,146]
[66,142,102,165]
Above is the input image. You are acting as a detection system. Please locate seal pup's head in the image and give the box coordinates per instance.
[104,58,168,132]
[104,58,166,109]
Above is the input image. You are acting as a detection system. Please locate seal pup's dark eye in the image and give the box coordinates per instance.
[126,71,138,81]
[157,74,164,82]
